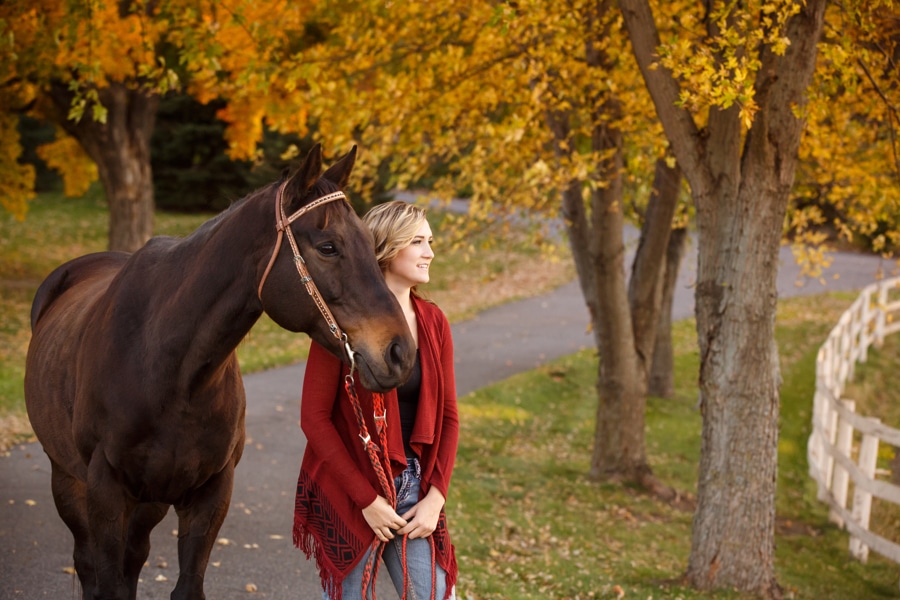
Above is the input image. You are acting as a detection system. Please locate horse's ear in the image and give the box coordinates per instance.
[285,143,323,204]
[321,145,357,189]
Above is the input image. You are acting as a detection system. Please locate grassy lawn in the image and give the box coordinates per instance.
[3,187,899,598]
[449,293,900,599]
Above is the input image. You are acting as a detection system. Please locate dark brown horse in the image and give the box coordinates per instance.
[24,144,415,600]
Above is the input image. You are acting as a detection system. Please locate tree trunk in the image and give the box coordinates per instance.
[48,81,158,252]
[619,0,827,595]
[648,226,687,399]
[628,157,681,377]
[686,4,826,594]
[687,167,785,596]
[585,175,650,482]
[549,2,685,484]
[558,100,651,482]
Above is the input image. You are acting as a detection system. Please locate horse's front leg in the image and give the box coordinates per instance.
[171,464,236,600]
[50,461,97,599]
[124,502,169,599]
[85,451,133,600]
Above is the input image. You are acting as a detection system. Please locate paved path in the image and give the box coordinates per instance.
[1,242,893,599]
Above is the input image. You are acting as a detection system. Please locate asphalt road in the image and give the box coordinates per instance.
[1,241,893,599]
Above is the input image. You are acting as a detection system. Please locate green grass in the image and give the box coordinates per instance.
[448,293,900,599]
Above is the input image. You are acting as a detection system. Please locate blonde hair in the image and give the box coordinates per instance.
[363,200,430,298]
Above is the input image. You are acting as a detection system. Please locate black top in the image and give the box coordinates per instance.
[396,350,421,458]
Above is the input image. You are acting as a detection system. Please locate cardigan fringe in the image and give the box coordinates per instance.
[293,509,344,599]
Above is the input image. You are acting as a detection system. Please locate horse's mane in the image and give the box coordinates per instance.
[164,171,345,254]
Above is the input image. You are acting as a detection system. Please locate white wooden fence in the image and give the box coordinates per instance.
[808,276,900,564]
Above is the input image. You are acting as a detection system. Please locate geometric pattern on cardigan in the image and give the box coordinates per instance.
[294,470,363,573]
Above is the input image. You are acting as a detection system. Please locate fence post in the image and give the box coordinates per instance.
[849,428,880,563]
[840,313,853,384]
[875,282,888,348]
[825,398,839,495]
[859,290,871,363]
[829,400,856,528]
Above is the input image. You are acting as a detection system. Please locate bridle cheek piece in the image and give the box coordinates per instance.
[257,181,357,368]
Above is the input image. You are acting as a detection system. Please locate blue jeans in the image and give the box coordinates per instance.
[323,459,455,600]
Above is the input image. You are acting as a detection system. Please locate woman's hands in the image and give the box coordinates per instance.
[397,486,445,540]
[363,487,446,541]
[362,496,407,542]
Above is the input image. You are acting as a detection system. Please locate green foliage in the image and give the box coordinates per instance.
[16,116,62,192]
[151,95,260,212]
[149,93,321,212]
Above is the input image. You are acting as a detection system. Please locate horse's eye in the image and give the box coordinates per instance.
[317,242,338,257]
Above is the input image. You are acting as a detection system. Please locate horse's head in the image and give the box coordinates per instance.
[258,144,416,392]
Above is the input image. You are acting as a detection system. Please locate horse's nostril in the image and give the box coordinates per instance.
[386,338,415,381]
[388,340,404,366]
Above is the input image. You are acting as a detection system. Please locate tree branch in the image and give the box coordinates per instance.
[617,0,705,194]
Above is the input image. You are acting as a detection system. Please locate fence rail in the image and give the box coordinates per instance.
[808,276,900,563]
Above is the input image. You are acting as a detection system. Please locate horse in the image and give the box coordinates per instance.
[23,144,416,600]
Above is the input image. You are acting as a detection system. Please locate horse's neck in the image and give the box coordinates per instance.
[131,197,269,371]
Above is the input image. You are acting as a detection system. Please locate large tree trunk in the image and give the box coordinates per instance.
[648,226,687,399]
[619,0,827,595]
[687,4,826,594]
[687,151,786,595]
[48,81,158,252]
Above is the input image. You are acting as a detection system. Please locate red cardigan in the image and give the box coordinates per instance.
[293,296,459,598]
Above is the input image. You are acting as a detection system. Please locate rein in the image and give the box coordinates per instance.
[344,369,437,600]
[257,181,353,356]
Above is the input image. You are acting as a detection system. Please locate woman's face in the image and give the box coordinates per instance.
[384,219,434,291]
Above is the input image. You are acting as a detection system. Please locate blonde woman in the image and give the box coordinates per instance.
[294,201,459,599]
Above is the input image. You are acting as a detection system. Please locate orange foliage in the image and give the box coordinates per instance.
[36,135,98,198]
[0,0,318,214]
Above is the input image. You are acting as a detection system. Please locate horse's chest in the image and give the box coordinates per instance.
[97,399,246,502]
[117,426,243,502]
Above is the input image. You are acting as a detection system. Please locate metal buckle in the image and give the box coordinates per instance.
[343,333,357,374]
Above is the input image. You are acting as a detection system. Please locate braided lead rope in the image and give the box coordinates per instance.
[361,539,385,598]
[344,371,437,599]
[399,527,437,600]
[257,183,347,342]
[345,372,395,598]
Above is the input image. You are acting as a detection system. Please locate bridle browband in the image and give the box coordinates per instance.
[257,180,357,365]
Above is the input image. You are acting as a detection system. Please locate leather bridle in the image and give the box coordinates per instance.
[257,180,356,364]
